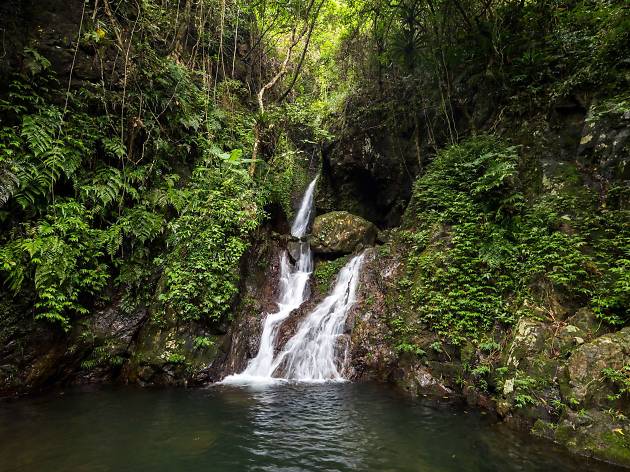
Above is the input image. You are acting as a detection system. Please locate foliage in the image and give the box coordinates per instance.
[395,342,425,357]
[603,365,630,402]
[193,336,215,350]
[314,255,350,293]
[80,343,126,371]
[1,201,108,330]
[399,135,627,343]
[156,165,263,322]
[0,0,273,332]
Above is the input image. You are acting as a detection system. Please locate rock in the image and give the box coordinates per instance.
[90,304,147,348]
[71,303,148,384]
[121,315,220,387]
[567,307,605,336]
[546,409,630,467]
[348,250,399,381]
[310,211,377,254]
[577,100,630,199]
[398,364,453,397]
[554,324,587,356]
[505,317,551,371]
[319,112,421,227]
[563,327,630,407]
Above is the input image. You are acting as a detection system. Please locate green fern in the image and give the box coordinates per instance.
[21,108,59,157]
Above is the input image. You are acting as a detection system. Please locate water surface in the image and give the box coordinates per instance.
[0,382,622,472]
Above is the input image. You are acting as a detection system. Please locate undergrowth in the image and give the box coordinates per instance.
[397,136,628,344]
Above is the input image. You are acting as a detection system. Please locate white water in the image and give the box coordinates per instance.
[271,253,365,381]
[223,177,317,383]
[223,176,365,384]
[290,177,318,238]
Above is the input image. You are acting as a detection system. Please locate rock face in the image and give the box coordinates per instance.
[119,310,220,387]
[1,0,109,88]
[311,211,377,255]
[210,231,286,379]
[577,100,630,191]
[319,136,418,227]
[564,328,630,407]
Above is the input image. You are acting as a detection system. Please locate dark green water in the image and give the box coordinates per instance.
[0,382,622,472]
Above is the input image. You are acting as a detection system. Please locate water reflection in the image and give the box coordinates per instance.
[0,383,623,472]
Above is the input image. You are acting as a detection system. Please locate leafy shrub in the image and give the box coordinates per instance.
[156,165,263,322]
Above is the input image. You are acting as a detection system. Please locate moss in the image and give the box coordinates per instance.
[460,342,476,364]
[554,422,578,447]
[596,431,630,465]
[311,211,377,254]
[531,419,557,440]
[314,255,350,293]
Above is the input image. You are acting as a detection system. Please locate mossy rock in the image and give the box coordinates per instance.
[563,327,630,408]
[310,211,377,255]
[122,307,220,386]
[505,317,552,371]
[313,255,350,293]
[552,409,630,467]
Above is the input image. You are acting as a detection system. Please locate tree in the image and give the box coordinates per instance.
[246,0,327,176]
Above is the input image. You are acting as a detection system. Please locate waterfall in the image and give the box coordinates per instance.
[271,253,365,381]
[290,177,318,238]
[222,177,317,383]
[222,176,364,384]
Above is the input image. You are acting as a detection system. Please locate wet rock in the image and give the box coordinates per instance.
[311,211,377,255]
[398,364,453,397]
[121,314,220,387]
[213,230,284,379]
[563,327,630,407]
[534,409,630,467]
[72,302,149,384]
[90,304,147,347]
[347,250,398,380]
[505,318,552,371]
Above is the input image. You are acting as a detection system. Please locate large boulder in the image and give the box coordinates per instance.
[310,211,377,255]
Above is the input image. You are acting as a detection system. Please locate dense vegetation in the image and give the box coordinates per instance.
[0,0,628,413]
[0,0,334,333]
[397,135,628,344]
[318,0,629,346]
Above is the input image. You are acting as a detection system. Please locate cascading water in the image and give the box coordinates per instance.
[223,175,365,384]
[271,253,365,381]
[222,177,318,383]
